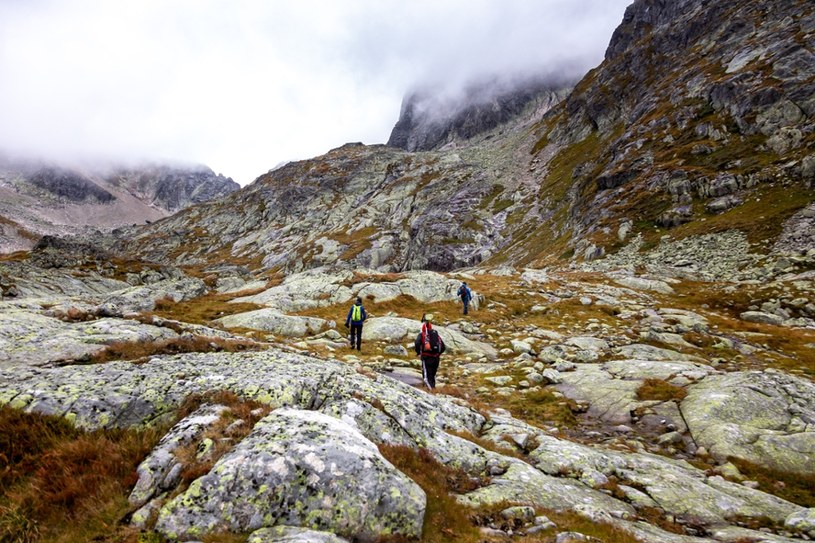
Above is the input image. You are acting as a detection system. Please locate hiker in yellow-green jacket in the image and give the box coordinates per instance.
[344,297,367,350]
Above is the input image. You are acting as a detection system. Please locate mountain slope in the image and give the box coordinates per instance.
[0,159,239,253]
[119,0,814,276]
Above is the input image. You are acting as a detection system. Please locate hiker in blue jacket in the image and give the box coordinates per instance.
[344,297,367,350]
[457,281,473,315]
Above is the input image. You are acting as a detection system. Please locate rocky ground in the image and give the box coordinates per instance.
[1,231,814,542]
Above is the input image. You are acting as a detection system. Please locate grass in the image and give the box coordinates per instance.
[727,457,815,508]
[329,226,378,261]
[84,335,263,364]
[146,290,267,326]
[0,406,164,543]
[669,183,814,245]
[377,445,483,543]
[170,392,271,494]
[636,379,688,402]
[483,388,578,430]
[0,391,271,543]
[379,444,644,543]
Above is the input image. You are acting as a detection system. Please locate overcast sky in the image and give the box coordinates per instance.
[0,0,632,185]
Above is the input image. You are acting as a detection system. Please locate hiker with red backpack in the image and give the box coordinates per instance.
[414,313,446,389]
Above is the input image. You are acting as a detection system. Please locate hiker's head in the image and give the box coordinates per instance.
[462,281,467,285]
[355,297,362,305]
[424,313,434,324]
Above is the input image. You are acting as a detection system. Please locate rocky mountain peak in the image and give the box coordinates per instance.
[387,75,572,152]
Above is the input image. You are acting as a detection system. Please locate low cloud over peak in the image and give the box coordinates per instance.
[0,0,631,185]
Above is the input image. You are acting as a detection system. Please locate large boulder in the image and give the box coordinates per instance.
[484,415,802,527]
[682,371,815,474]
[129,404,228,509]
[234,269,355,312]
[216,309,330,337]
[236,268,466,313]
[97,277,208,316]
[0,310,179,368]
[361,317,497,358]
[156,408,426,542]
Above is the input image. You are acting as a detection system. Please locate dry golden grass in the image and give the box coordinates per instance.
[471,388,578,430]
[636,379,688,402]
[0,391,273,543]
[0,250,31,262]
[171,392,271,492]
[86,335,262,364]
[147,289,267,326]
[727,457,815,508]
[377,444,484,543]
[0,406,164,543]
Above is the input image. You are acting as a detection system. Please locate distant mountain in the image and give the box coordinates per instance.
[115,0,813,276]
[388,76,571,152]
[0,158,239,253]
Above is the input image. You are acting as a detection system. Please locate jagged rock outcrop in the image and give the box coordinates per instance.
[533,0,815,257]
[388,76,570,151]
[113,0,813,278]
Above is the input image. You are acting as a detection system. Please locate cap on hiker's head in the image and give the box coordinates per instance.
[424,313,434,323]
[356,297,362,304]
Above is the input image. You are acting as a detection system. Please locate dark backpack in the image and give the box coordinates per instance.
[423,329,443,355]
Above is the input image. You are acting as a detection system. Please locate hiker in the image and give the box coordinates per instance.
[414,313,445,389]
[344,297,367,350]
[457,281,473,315]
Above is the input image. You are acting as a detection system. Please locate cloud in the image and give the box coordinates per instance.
[0,0,631,185]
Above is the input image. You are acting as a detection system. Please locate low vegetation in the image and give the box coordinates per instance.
[379,444,644,543]
[85,335,262,364]
[636,379,688,402]
[0,406,163,543]
[147,291,266,326]
[727,457,815,508]
[0,391,272,543]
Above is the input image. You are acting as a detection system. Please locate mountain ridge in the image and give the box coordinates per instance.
[0,158,239,253]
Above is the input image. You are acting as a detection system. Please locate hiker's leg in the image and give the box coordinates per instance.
[351,324,361,350]
[356,324,362,349]
[426,357,439,388]
[421,357,431,388]
[463,300,469,315]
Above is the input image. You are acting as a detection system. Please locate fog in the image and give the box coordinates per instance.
[0,0,632,185]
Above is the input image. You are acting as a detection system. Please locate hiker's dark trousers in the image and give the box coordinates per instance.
[462,298,469,315]
[350,323,363,350]
[421,355,440,388]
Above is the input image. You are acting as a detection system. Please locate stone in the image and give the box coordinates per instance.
[216,309,330,337]
[613,276,674,295]
[361,317,497,358]
[129,404,228,508]
[785,508,815,537]
[541,368,563,385]
[501,505,536,521]
[155,408,426,542]
[682,371,815,474]
[383,345,409,356]
[247,526,351,542]
[740,311,784,326]
[511,339,534,354]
